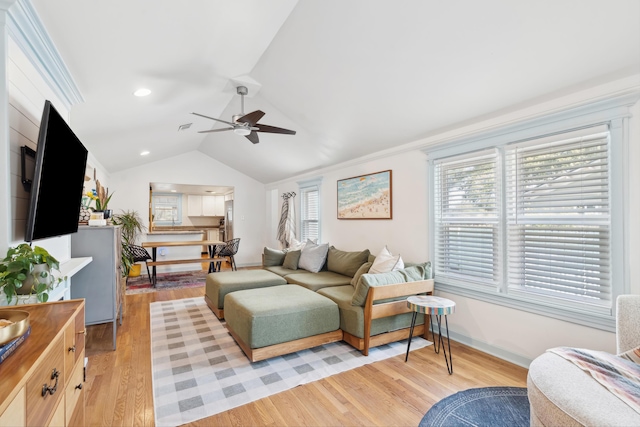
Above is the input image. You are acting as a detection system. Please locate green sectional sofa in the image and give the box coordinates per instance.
[263,246,433,355]
[205,245,434,361]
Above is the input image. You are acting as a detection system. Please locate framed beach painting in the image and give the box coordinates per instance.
[337,170,392,219]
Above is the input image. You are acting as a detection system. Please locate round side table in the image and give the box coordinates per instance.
[405,295,456,374]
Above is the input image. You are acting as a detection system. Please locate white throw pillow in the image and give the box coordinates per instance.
[369,246,404,274]
[298,242,329,273]
[288,237,306,251]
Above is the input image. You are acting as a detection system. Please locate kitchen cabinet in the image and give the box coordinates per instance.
[188,195,224,216]
[188,195,203,216]
[70,225,122,350]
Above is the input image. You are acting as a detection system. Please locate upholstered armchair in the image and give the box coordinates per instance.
[527,295,640,426]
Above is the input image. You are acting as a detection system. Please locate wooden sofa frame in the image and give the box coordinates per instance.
[342,279,435,355]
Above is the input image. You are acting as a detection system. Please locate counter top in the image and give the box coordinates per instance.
[147,230,205,235]
[149,226,220,235]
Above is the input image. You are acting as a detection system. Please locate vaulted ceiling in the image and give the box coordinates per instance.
[30,0,640,183]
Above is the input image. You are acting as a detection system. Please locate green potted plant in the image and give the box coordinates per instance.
[86,179,114,218]
[0,244,65,304]
[112,210,146,277]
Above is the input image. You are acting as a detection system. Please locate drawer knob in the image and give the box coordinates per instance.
[68,345,76,353]
[77,329,86,335]
[41,368,60,397]
[75,383,83,390]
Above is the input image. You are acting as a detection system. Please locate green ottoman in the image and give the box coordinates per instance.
[225,285,343,362]
[204,269,286,319]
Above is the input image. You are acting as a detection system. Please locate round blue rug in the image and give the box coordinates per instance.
[419,386,530,427]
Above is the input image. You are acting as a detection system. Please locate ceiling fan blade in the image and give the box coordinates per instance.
[191,112,235,126]
[255,124,297,135]
[198,127,233,133]
[236,110,265,126]
[245,132,259,144]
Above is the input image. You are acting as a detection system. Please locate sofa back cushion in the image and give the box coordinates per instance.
[263,247,286,266]
[351,262,432,306]
[327,247,370,277]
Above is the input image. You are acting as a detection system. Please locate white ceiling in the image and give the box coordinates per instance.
[30,0,640,183]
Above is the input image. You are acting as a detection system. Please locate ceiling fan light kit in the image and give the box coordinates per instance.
[192,85,296,144]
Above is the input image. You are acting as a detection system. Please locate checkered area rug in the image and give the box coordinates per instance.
[150,296,432,426]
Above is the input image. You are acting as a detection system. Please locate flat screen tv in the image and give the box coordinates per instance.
[25,100,88,242]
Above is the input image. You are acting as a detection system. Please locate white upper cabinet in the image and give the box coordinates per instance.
[187,195,203,216]
[188,195,224,216]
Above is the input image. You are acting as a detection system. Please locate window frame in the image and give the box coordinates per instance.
[424,93,638,331]
[298,177,323,243]
[151,193,183,226]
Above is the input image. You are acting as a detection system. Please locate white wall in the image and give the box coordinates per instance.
[266,75,640,367]
[109,151,266,268]
[6,36,71,259]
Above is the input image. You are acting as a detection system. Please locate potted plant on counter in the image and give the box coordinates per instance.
[112,209,147,277]
[0,244,64,304]
[86,179,114,219]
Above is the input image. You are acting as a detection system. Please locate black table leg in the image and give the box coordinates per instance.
[207,245,216,273]
[151,248,157,287]
[435,314,453,375]
[405,311,418,362]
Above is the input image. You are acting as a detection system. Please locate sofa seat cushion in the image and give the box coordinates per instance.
[285,271,352,291]
[527,352,640,426]
[317,285,422,339]
[263,265,299,277]
[224,285,339,349]
[205,269,287,310]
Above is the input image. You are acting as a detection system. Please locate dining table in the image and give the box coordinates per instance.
[141,240,225,286]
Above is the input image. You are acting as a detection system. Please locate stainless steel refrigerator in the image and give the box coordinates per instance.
[224,200,234,241]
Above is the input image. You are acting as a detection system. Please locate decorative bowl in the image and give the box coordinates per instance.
[0,310,30,346]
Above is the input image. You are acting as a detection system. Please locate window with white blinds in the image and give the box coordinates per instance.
[434,150,501,288]
[505,125,611,306]
[432,124,613,311]
[300,185,320,242]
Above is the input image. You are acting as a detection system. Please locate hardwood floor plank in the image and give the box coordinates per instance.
[84,283,528,426]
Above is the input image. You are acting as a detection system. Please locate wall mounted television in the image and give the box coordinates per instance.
[24,100,88,242]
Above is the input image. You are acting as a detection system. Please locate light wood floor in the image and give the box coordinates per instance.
[84,280,528,427]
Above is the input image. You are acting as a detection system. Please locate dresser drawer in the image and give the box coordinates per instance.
[65,351,85,424]
[64,307,86,381]
[26,336,64,427]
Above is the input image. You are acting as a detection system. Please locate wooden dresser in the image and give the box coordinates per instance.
[0,300,86,427]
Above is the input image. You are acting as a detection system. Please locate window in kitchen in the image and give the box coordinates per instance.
[152,193,182,226]
[298,177,322,242]
[424,94,636,331]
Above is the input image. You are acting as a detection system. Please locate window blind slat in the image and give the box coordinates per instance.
[506,126,611,303]
[434,151,500,287]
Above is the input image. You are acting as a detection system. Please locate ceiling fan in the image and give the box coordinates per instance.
[192,86,296,144]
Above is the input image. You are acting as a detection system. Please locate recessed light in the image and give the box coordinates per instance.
[170,190,177,193]
[133,88,151,97]
[140,151,150,156]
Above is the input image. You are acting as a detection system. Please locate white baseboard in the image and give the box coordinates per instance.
[428,326,532,369]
